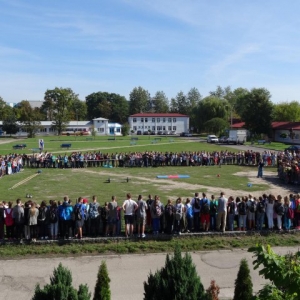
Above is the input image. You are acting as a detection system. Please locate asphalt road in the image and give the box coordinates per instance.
[0,246,298,300]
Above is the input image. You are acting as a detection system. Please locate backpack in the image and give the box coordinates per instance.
[175,204,182,221]
[257,201,265,213]
[49,208,58,223]
[194,198,200,210]
[101,207,108,221]
[202,200,210,214]
[239,202,247,215]
[5,209,14,226]
[74,205,82,221]
[249,201,256,213]
[287,207,294,219]
[186,205,193,218]
[228,202,235,214]
[38,207,46,222]
[155,205,162,217]
[210,202,217,214]
[276,203,284,215]
[165,205,173,217]
[89,203,99,219]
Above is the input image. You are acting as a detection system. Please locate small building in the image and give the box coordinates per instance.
[128,113,189,134]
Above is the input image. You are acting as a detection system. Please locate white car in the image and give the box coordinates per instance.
[207,135,219,143]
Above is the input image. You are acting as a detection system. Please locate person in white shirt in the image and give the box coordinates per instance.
[122,193,138,237]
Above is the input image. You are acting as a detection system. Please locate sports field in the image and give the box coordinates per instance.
[0,136,281,203]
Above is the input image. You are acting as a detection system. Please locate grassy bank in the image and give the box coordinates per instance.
[1,232,299,259]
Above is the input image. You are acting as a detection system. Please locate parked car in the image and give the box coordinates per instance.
[163,130,171,135]
[180,132,192,137]
[143,131,149,135]
[137,130,142,135]
[207,135,219,143]
[157,131,163,135]
[285,145,300,153]
[219,136,228,143]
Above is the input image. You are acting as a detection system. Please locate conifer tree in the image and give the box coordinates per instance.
[93,261,111,300]
[144,244,206,300]
[233,259,253,300]
[32,263,91,300]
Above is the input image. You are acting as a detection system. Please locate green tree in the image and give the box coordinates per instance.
[169,97,178,113]
[15,101,42,138]
[43,87,79,135]
[71,99,87,121]
[129,86,150,115]
[204,117,229,135]
[235,88,273,135]
[188,88,202,131]
[86,92,129,123]
[2,111,18,135]
[144,244,206,300]
[249,244,300,299]
[0,97,13,121]
[93,261,111,300]
[233,259,253,300]
[32,263,91,300]
[272,101,300,122]
[196,96,228,132]
[152,91,169,113]
[121,122,130,136]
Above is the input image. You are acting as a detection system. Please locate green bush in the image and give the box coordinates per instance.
[144,244,206,300]
[93,261,111,300]
[233,259,253,300]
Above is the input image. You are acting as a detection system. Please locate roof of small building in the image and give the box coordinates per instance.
[130,113,188,117]
[93,117,109,121]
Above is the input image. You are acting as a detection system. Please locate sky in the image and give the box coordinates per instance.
[0,0,299,104]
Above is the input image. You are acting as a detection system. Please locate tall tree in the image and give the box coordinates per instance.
[152,91,169,113]
[70,99,87,121]
[144,244,206,300]
[204,117,229,135]
[0,97,13,121]
[32,263,91,300]
[93,261,111,300]
[196,96,229,132]
[273,101,300,122]
[175,91,189,115]
[86,92,128,123]
[43,87,79,135]
[236,88,273,135]
[2,111,18,135]
[169,97,179,113]
[15,100,42,138]
[188,88,202,131]
[233,259,253,300]
[129,86,150,115]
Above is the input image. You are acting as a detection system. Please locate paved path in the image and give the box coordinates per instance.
[0,246,297,300]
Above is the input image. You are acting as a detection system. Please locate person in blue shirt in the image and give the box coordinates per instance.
[74,197,86,239]
[59,196,73,239]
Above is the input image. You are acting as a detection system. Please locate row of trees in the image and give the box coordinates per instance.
[32,244,300,299]
[1,85,300,137]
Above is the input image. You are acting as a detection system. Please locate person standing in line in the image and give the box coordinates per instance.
[266,194,275,230]
[191,192,201,232]
[257,159,264,178]
[108,196,118,236]
[12,198,24,240]
[136,195,147,238]
[210,195,218,231]
[150,195,163,235]
[29,202,39,242]
[217,192,228,233]
[227,196,235,231]
[122,193,138,237]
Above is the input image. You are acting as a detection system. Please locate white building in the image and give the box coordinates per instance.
[128,113,189,134]
[0,118,122,136]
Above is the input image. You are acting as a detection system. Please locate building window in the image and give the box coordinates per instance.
[173,126,176,131]
[168,126,172,130]
[116,128,121,132]
[141,118,144,122]
[157,118,160,123]
[157,126,162,130]
[163,118,166,122]
[152,118,155,122]
[173,118,176,122]
[133,118,137,122]
[98,128,104,132]
[145,118,148,122]
[163,126,166,130]
[168,118,171,122]
[152,126,155,130]
[133,126,137,131]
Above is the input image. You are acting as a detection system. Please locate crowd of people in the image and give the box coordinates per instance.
[0,191,299,242]
[0,149,281,175]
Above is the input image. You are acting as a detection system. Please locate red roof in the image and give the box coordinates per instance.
[130,113,188,117]
[231,121,300,130]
